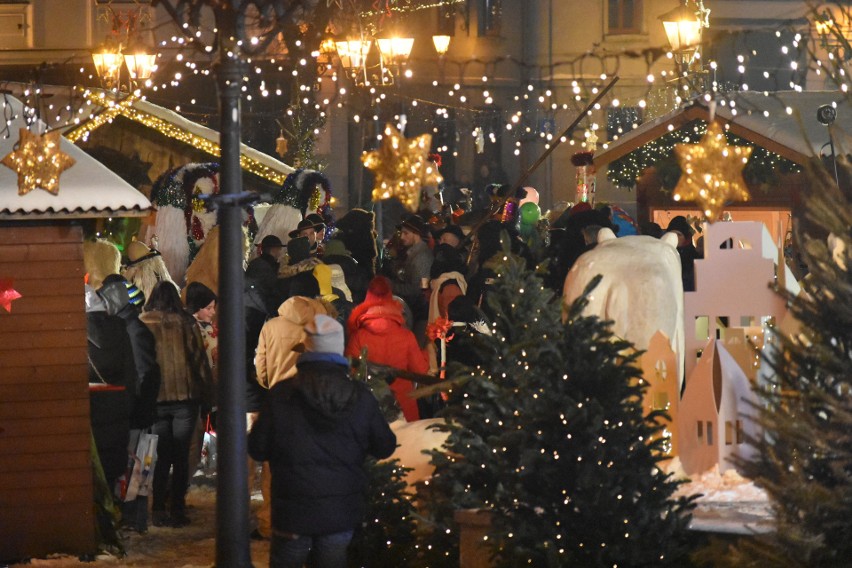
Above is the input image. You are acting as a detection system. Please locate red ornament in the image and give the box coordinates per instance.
[426,317,455,342]
[191,216,205,241]
[0,278,23,313]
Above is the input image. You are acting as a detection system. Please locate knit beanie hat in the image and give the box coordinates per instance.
[304,314,345,356]
[323,238,351,258]
[185,281,217,314]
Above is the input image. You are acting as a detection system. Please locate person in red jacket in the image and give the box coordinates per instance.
[346,276,429,421]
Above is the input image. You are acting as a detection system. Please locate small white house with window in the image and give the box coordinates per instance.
[677,338,759,475]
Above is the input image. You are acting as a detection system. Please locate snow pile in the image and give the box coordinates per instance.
[666,458,769,504]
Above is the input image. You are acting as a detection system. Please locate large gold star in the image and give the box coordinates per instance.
[673,121,752,222]
[362,124,433,212]
[2,128,76,196]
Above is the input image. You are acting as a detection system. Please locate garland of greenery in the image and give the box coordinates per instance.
[607,119,802,191]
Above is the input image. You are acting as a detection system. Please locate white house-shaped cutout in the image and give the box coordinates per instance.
[638,330,680,457]
[678,339,759,475]
[684,221,795,382]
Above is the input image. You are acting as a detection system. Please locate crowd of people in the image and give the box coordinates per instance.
[82,197,701,565]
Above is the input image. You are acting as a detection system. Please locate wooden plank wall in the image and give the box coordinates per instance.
[0,224,96,562]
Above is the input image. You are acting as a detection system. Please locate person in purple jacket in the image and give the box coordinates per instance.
[248,314,396,568]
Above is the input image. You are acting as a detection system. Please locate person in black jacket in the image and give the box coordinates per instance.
[98,274,161,533]
[86,284,137,490]
[248,314,396,568]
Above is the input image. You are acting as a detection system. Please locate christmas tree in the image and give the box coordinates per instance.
[419,243,696,567]
[712,157,852,567]
[347,350,419,567]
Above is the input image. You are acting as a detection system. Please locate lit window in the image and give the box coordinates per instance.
[608,0,643,35]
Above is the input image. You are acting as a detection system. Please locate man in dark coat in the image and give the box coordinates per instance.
[246,234,286,313]
[248,314,396,567]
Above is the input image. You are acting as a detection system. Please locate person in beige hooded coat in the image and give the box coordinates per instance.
[255,295,330,390]
[249,294,329,539]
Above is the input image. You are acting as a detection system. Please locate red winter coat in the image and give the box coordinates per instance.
[346,302,428,421]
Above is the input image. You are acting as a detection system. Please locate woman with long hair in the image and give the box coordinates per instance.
[140,282,213,527]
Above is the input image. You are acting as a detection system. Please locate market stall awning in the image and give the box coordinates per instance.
[595,91,852,169]
[63,90,295,185]
[0,95,151,220]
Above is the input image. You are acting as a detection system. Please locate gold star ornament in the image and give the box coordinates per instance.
[673,121,752,222]
[362,124,440,212]
[2,129,76,196]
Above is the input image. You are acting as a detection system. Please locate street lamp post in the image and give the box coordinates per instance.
[151,1,318,565]
[659,1,705,76]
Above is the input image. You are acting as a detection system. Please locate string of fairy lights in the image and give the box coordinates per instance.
[3,2,850,190]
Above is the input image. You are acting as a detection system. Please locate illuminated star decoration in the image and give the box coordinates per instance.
[1,128,76,196]
[673,121,752,222]
[362,124,440,212]
[0,279,22,313]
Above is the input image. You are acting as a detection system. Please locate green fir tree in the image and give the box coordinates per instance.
[347,350,418,567]
[709,157,852,568]
[418,244,696,567]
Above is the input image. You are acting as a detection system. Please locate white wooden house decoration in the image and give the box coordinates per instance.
[678,339,760,475]
[683,221,798,382]
[638,330,680,457]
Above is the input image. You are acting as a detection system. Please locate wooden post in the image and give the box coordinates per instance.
[455,509,494,568]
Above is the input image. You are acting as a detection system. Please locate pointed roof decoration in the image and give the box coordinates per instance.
[595,91,852,170]
[63,90,294,184]
[0,95,151,220]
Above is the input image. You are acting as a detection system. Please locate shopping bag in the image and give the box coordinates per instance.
[199,415,217,475]
[123,431,158,501]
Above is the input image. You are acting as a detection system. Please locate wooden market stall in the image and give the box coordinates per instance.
[0,95,150,562]
[594,90,852,243]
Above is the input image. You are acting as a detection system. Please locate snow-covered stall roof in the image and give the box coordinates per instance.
[63,90,295,184]
[595,91,852,168]
[0,95,151,220]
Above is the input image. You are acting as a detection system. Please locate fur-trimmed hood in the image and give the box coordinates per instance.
[278,257,322,279]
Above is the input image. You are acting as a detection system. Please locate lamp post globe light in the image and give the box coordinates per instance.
[659,0,704,74]
[151,1,322,565]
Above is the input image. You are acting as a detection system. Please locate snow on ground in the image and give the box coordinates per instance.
[9,457,778,566]
[10,482,271,568]
[668,458,769,504]
[666,458,774,533]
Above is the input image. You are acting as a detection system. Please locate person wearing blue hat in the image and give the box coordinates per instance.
[249,314,396,566]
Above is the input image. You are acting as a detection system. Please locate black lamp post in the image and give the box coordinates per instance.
[151,1,318,565]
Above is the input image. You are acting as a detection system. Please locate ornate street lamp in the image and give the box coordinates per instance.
[336,38,372,72]
[432,34,451,56]
[91,41,125,90]
[124,40,158,83]
[659,0,708,75]
[376,36,414,85]
[376,36,414,66]
[315,33,338,75]
[660,3,702,54]
[151,1,319,565]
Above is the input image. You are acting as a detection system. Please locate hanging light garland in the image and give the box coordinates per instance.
[64,91,288,185]
[607,119,802,190]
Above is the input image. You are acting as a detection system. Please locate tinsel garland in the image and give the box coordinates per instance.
[274,168,336,242]
[151,162,220,210]
[274,168,327,209]
[607,120,801,190]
